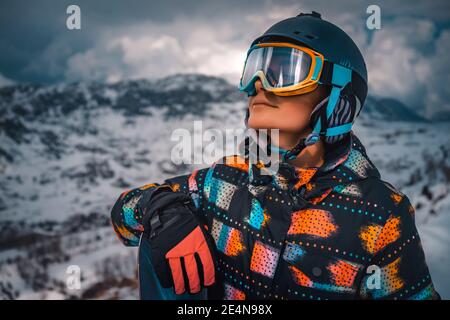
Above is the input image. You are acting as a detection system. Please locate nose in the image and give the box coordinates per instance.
[254,79,264,93]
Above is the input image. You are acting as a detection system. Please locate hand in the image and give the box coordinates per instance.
[142,190,216,294]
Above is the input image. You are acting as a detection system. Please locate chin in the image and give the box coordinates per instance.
[247,119,279,130]
[248,118,309,134]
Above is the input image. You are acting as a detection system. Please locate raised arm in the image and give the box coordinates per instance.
[110,167,208,246]
[109,167,216,295]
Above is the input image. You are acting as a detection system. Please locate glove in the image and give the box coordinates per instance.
[142,189,216,295]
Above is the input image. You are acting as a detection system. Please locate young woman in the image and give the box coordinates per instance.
[110,12,439,300]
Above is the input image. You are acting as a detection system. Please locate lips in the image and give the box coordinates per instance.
[251,97,277,109]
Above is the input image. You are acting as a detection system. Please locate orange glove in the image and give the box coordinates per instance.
[165,226,215,294]
[142,190,216,294]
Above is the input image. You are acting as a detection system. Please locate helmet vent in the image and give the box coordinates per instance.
[304,34,317,40]
[293,30,317,40]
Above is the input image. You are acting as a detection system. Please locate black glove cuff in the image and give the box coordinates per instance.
[142,189,195,233]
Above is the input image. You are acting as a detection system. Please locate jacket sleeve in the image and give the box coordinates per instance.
[359,195,440,300]
[110,167,210,246]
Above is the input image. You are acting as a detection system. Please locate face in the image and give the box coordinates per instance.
[247,79,328,135]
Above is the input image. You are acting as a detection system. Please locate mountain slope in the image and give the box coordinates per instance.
[361,96,428,122]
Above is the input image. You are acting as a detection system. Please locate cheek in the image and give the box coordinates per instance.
[276,103,312,131]
[247,104,312,131]
[247,107,282,129]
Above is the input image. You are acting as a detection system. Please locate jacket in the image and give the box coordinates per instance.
[110,132,440,300]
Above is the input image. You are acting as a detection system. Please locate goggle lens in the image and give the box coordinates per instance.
[241,45,313,90]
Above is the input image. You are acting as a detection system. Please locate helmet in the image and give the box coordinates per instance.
[243,12,368,160]
[252,11,367,84]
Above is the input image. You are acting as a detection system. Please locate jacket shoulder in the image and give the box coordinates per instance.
[358,176,414,218]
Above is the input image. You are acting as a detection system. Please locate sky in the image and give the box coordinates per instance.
[1,0,450,117]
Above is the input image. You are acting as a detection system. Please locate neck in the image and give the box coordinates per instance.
[276,130,325,169]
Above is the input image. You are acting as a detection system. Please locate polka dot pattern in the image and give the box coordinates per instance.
[224,283,246,300]
[250,241,280,278]
[288,209,338,238]
[327,260,361,288]
[343,149,372,178]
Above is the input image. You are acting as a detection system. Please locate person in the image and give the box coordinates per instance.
[110,12,440,300]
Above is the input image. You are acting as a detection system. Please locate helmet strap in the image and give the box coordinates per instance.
[271,64,354,162]
[311,64,353,138]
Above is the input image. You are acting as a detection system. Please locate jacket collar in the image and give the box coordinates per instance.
[242,132,381,199]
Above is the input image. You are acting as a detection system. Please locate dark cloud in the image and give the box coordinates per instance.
[0,0,269,82]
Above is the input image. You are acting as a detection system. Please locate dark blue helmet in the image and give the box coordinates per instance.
[251,11,368,106]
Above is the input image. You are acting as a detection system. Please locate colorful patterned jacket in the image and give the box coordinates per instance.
[110,132,440,300]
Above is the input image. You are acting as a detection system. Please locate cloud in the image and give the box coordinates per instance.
[64,43,126,83]
[63,15,263,84]
[61,2,306,85]
[0,73,14,87]
[361,17,450,116]
[424,30,450,117]
[24,37,76,81]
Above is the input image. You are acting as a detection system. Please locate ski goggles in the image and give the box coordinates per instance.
[239,42,325,96]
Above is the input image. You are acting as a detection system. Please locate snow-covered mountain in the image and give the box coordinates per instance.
[0,74,449,299]
[362,96,428,122]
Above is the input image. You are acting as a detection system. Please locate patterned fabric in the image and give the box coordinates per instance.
[110,132,440,300]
